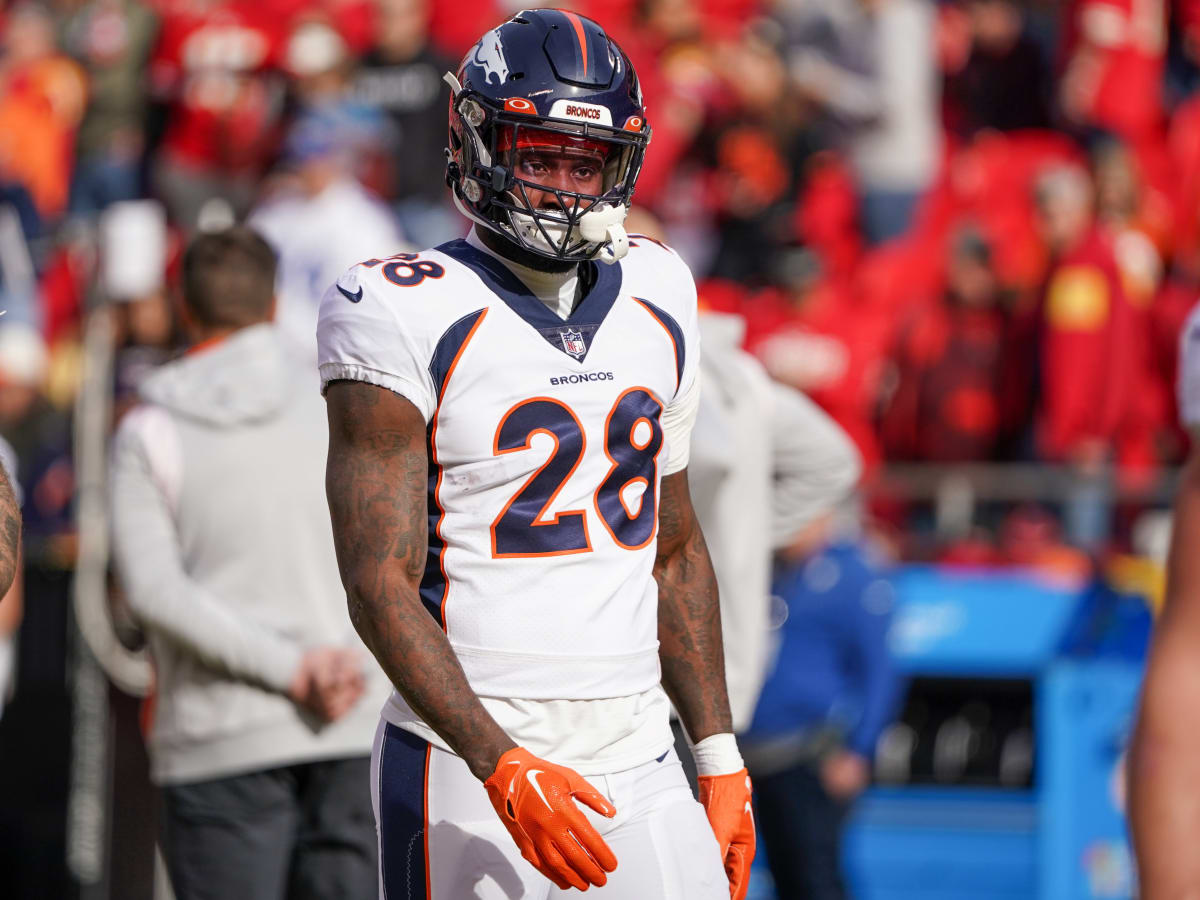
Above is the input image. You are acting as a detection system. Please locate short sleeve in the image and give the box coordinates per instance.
[660,254,701,476]
[1179,303,1200,429]
[661,374,700,476]
[316,266,439,422]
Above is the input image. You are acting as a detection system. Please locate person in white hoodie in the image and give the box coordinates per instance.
[110,226,389,900]
[248,108,409,364]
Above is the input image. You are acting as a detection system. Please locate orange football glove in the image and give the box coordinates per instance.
[697,768,756,900]
[483,746,619,891]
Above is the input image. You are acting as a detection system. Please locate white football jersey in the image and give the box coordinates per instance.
[1180,301,1200,429]
[317,234,700,704]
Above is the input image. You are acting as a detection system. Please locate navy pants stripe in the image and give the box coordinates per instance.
[378,724,430,900]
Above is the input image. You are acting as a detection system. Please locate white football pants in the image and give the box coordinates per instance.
[371,720,728,899]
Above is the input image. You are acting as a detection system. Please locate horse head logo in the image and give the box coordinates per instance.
[472,29,510,87]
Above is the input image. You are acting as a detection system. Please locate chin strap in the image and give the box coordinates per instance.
[578,203,629,264]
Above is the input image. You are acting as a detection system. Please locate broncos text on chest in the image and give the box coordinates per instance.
[548,371,615,386]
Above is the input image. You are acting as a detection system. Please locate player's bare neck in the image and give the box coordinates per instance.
[479,227,578,275]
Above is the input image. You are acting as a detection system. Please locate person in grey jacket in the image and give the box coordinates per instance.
[689,307,862,733]
[110,227,388,900]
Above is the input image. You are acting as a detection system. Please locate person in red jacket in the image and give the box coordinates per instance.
[1059,0,1166,148]
[148,0,291,229]
[1034,165,1139,464]
[1032,164,1145,548]
[879,224,1018,463]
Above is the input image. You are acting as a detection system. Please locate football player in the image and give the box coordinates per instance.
[1129,302,1200,897]
[318,9,754,900]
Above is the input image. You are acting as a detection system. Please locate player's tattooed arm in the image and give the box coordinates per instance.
[325,381,516,779]
[0,464,19,599]
[1129,432,1200,896]
[654,469,733,742]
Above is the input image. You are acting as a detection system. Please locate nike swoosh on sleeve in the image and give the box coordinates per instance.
[338,284,364,303]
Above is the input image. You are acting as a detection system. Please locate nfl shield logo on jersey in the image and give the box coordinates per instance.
[560,328,587,358]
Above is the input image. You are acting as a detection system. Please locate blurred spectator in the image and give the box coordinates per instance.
[1167,81,1200,262]
[280,16,390,187]
[0,3,88,224]
[848,0,940,244]
[284,17,350,110]
[943,0,1052,136]
[1032,164,1147,549]
[0,323,73,565]
[1094,136,1168,284]
[1092,137,1169,470]
[0,192,41,330]
[608,0,712,224]
[148,0,288,230]
[747,248,895,466]
[690,298,862,734]
[60,0,160,215]
[99,200,177,414]
[109,227,387,899]
[1149,265,1200,461]
[792,152,863,283]
[742,524,904,900]
[1033,164,1140,466]
[777,0,941,243]
[352,0,459,246]
[1059,0,1166,148]
[997,504,1092,579]
[248,109,406,360]
[0,324,52,452]
[879,224,1020,462]
[704,26,818,285]
[914,130,1086,298]
[773,0,880,146]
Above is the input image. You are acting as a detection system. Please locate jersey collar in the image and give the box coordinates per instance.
[436,238,623,363]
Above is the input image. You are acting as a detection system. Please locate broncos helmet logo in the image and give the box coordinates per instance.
[472,29,510,86]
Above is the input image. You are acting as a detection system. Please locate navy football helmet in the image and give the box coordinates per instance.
[445,10,651,264]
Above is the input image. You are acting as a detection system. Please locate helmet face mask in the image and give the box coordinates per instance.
[492,122,641,259]
[445,11,651,264]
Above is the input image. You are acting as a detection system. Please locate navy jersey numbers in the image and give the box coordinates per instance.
[596,389,664,550]
[492,399,591,558]
[360,253,446,287]
[490,391,664,558]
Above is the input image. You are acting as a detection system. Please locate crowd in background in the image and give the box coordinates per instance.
[0,3,1178,896]
[0,0,1196,574]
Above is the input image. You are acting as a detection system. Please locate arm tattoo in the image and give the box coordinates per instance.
[0,465,19,598]
[325,380,515,779]
[655,470,733,741]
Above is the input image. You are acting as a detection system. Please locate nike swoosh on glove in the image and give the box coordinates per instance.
[483,746,618,891]
[697,768,756,900]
